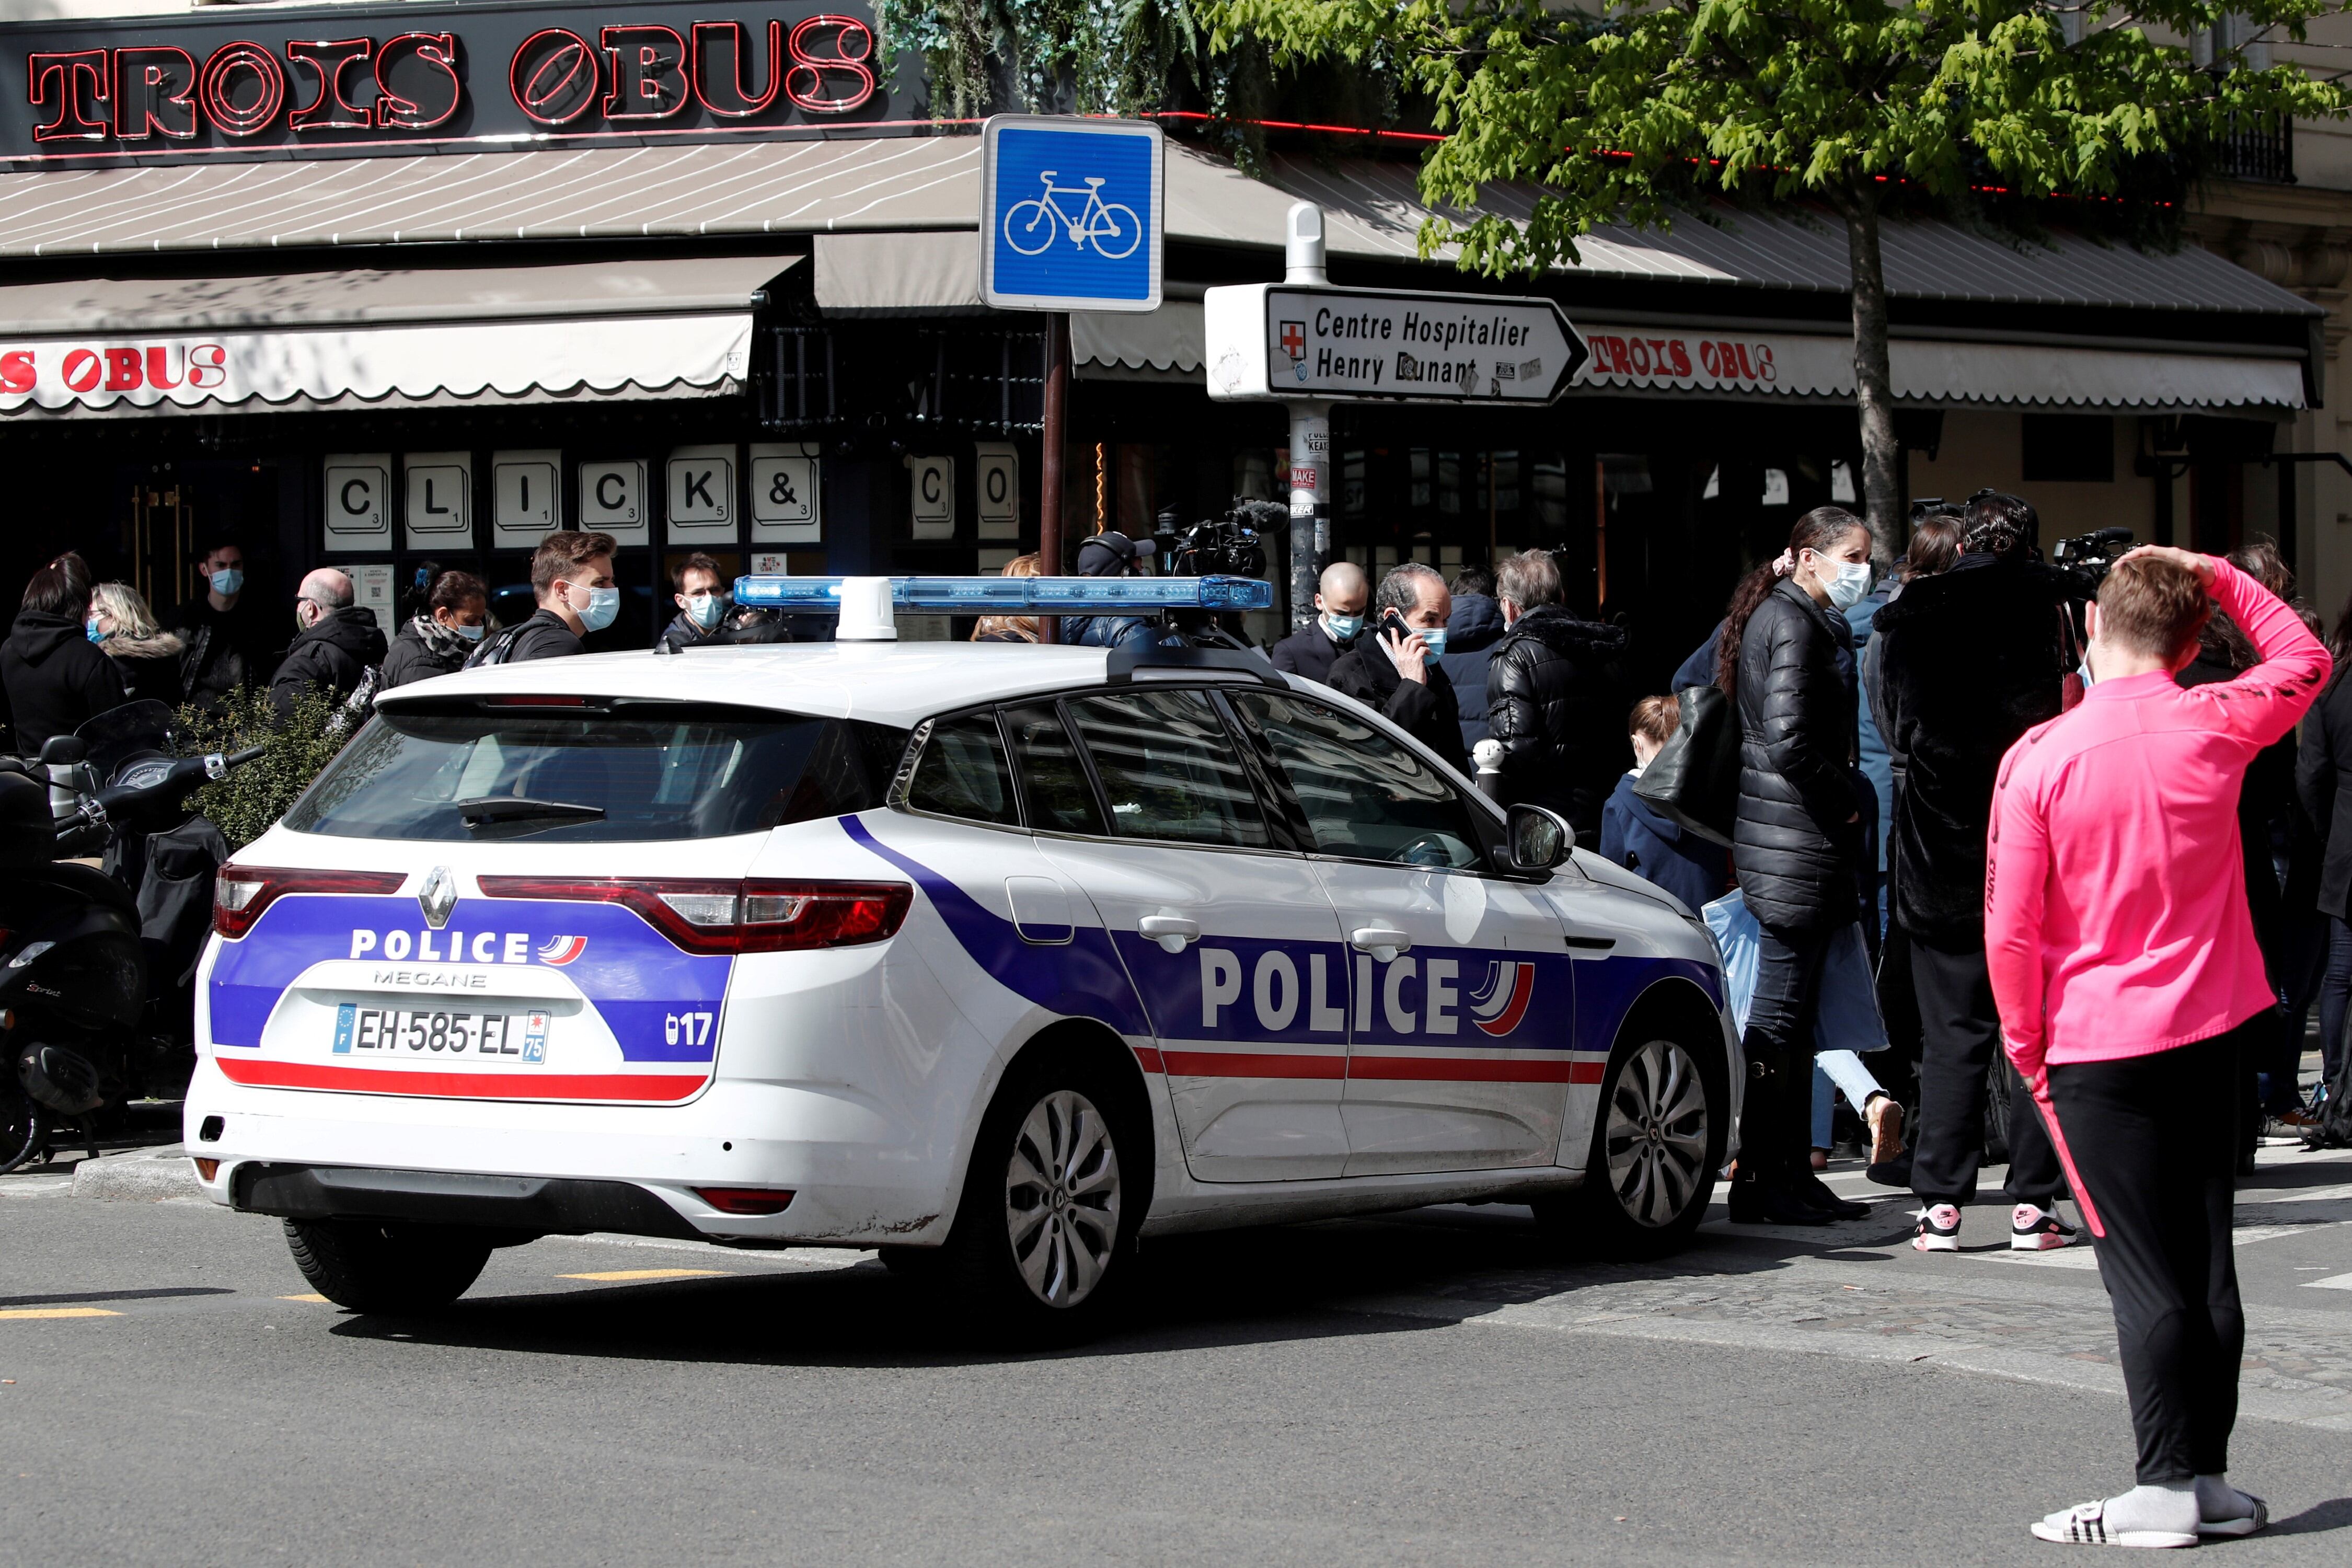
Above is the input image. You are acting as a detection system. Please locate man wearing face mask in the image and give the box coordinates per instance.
[471,532,621,666]
[170,536,272,708]
[658,553,729,653]
[1327,562,1471,776]
[1484,548,1630,845]
[1269,560,1369,685]
[269,567,387,717]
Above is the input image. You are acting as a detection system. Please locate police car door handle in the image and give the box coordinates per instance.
[1138,914,1201,953]
[1350,927,1413,961]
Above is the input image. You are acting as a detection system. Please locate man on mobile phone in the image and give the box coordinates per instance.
[1327,562,1471,776]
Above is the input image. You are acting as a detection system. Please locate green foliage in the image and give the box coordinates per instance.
[175,686,357,852]
[1206,1,2352,272]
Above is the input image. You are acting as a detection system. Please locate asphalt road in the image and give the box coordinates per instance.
[4,1145,2350,1566]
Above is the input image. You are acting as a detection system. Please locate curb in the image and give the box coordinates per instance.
[71,1145,205,1202]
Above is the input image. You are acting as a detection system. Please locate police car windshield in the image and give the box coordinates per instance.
[283,703,909,843]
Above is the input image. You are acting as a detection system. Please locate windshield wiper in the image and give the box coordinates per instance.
[456,795,606,825]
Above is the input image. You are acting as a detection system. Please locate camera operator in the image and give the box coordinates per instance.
[1059,531,1184,653]
[1990,546,2327,1546]
[1871,491,2078,1251]
[1329,563,1471,776]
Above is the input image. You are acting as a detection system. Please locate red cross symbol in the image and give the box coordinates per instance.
[1278,319,1306,361]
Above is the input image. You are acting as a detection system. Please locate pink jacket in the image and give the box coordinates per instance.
[1986,558,2330,1083]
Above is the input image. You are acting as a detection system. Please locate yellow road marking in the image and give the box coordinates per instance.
[0,1308,121,1320]
[557,1269,732,1283]
[278,1294,330,1303]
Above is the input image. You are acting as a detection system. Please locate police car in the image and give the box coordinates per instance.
[185,573,1737,1339]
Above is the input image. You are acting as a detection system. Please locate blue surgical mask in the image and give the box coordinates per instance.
[85,618,107,644]
[1823,559,1875,612]
[685,593,723,630]
[1323,612,1363,642]
[1417,627,1449,658]
[578,584,620,634]
[454,621,486,643]
[210,568,243,596]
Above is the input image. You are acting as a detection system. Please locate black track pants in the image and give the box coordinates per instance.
[2046,1027,2247,1485]
[1909,938,2063,1207]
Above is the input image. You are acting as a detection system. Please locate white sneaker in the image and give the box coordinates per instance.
[2030,1500,2196,1549]
[2012,1202,2080,1251]
[1913,1203,1961,1252]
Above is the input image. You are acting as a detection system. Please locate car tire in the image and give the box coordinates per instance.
[284,1218,493,1314]
[936,1048,1144,1346]
[1535,1029,1725,1260]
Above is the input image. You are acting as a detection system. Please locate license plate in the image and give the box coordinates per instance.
[332,1004,549,1065]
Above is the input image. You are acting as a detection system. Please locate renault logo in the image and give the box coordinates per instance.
[417,866,458,930]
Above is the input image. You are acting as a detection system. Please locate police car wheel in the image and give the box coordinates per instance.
[284,1218,493,1315]
[1538,1033,1722,1259]
[941,1055,1140,1340]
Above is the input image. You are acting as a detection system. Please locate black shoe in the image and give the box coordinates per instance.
[1865,1148,1913,1189]
[1794,1172,1871,1220]
[1727,1180,1836,1226]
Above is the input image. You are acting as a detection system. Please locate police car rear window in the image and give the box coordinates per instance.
[284,705,910,843]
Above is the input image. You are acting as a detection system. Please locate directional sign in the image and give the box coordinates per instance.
[981,115,1163,313]
[1204,284,1588,404]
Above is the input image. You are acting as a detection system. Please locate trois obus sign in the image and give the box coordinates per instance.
[0,0,905,167]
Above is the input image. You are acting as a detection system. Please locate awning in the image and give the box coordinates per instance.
[1575,324,2307,410]
[0,256,791,416]
[1073,303,1205,383]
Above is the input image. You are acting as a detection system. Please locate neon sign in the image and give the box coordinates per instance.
[2,1,893,165]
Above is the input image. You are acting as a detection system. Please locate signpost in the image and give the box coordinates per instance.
[1205,206,1589,629]
[980,114,1163,637]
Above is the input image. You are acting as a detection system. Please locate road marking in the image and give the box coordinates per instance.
[0,1307,121,1319]
[278,1294,330,1303]
[556,1269,732,1282]
[2303,1273,2352,1290]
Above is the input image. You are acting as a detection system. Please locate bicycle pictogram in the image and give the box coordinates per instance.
[1001,171,1142,260]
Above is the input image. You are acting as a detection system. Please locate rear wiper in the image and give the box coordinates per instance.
[456,795,606,825]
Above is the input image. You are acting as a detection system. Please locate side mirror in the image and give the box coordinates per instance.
[37,735,86,766]
[1504,803,1572,872]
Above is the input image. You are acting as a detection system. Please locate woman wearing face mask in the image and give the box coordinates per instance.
[1720,506,1880,1226]
[86,581,186,709]
[380,570,490,691]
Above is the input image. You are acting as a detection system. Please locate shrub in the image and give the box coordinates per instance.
[176,686,358,852]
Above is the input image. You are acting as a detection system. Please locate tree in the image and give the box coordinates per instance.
[1204,1,2351,559]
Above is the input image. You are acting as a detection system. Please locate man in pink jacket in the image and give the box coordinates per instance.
[1987,545,2328,1548]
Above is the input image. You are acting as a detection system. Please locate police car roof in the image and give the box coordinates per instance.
[376,641,1286,730]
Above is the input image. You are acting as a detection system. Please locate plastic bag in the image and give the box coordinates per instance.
[1701,889,1887,1053]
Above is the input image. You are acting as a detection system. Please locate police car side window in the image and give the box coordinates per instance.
[1002,703,1106,836]
[1230,692,1483,869]
[1064,689,1271,849]
[904,712,1020,827]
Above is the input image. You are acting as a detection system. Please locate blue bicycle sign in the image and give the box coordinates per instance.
[982,117,1163,313]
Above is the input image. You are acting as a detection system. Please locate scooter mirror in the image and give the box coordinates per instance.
[36,735,85,766]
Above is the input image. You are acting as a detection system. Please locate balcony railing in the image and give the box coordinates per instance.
[2212,112,2297,185]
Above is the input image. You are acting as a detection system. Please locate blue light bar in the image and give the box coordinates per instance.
[731,574,1275,614]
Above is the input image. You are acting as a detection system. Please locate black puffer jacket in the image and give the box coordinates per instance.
[1484,604,1630,843]
[1869,552,2073,946]
[269,605,386,716]
[1732,579,1862,931]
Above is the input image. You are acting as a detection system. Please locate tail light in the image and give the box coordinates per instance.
[215,866,408,938]
[477,878,912,955]
[693,1186,795,1216]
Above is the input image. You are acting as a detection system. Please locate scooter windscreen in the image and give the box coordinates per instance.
[75,700,181,788]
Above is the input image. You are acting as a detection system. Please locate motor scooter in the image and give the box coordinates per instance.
[0,701,260,1172]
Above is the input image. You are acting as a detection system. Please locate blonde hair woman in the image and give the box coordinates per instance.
[972,553,1044,643]
[87,581,183,709]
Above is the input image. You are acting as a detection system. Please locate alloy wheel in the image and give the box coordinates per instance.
[1003,1089,1121,1308]
[1602,1039,1710,1228]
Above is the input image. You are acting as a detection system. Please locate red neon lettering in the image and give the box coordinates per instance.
[286,38,373,131]
[113,47,199,140]
[600,26,687,120]
[198,42,284,137]
[510,28,598,125]
[784,15,874,114]
[375,33,462,131]
[691,20,781,118]
[61,350,101,394]
[27,51,110,143]
[0,351,33,395]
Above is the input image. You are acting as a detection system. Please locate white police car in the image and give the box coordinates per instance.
[185,574,1738,1339]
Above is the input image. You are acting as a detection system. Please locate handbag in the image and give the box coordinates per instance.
[1633,683,1741,847]
[1701,891,1888,1054]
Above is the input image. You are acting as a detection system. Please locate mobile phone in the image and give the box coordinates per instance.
[1378,608,1413,642]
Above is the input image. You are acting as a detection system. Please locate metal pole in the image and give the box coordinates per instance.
[1040,312,1068,644]
[1284,202,1329,633]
